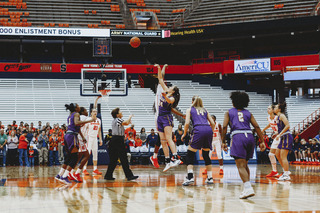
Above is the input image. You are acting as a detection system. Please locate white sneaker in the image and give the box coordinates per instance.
[171,159,181,167]
[239,188,255,199]
[182,178,194,186]
[205,177,214,184]
[163,162,172,172]
[278,174,291,181]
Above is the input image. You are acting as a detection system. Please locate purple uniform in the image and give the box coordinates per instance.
[189,107,213,150]
[64,112,80,152]
[228,108,255,160]
[277,115,293,150]
[157,94,174,132]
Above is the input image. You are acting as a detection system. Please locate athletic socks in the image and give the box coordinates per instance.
[75,168,82,174]
[62,170,70,178]
[207,171,212,179]
[244,181,252,189]
[173,153,178,160]
[269,153,277,172]
[153,153,158,158]
[94,166,97,170]
[83,165,87,170]
[219,166,223,170]
[284,171,290,176]
[59,168,65,176]
[165,157,170,164]
[187,169,193,179]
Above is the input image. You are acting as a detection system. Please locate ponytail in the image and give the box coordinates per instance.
[278,102,287,113]
[65,103,77,112]
[171,86,180,108]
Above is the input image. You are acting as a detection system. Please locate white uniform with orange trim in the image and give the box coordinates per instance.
[155,84,163,130]
[268,115,280,149]
[212,122,222,159]
[78,115,88,152]
[86,117,101,161]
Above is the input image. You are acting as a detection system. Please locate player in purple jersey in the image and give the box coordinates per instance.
[155,64,181,172]
[274,102,293,181]
[181,96,216,186]
[55,103,96,185]
[221,92,265,199]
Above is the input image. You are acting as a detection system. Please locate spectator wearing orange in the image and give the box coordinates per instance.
[29,145,35,167]
[9,126,17,136]
[30,122,36,132]
[126,132,135,147]
[12,120,18,128]
[125,124,136,139]
[18,130,30,167]
[135,134,143,147]
[49,132,60,166]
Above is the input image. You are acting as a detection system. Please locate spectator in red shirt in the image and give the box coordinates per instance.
[12,120,18,128]
[18,130,29,167]
[125,124,136,139]
[126,132,135,147]
[49,133,60,166]
[135,135,143,147]
[29,145,35,167]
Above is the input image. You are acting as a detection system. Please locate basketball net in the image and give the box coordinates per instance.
[99,89,111,102]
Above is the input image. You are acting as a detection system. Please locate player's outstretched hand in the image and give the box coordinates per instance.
[154,64,160,68]
[259,142,266,152]
[181,134,185,141]
[163,64,168,69]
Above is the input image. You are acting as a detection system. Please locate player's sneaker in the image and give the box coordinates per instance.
[163,162,173,172]
[93,169,102,175]
[239,188,255,199]
[278,174,291,181]
[83,169,90,175]
[61,176,72,185]
[182,177,194,186]
[205,177,214,184]
[202,169,207,175]
[68,173,76,181]
[219,169,224,175]
[55,174,62,182]
[74,173,83,183]
[150,156,160,168]
[171,159,181,167]
[266,171,279,177]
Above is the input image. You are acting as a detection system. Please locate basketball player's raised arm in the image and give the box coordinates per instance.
[181,108,191,141]
[74,113,96,126]
[122,115,134,126]
[156,64,168,91]
[93,96,101,109]
[221,111,229,144]
[250,114,266,151]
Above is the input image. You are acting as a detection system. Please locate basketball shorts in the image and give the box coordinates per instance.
[277,133,293,150]
[230,133,255,160]
[212,140,222,159]
[270,138,280,149]
[157,114,174,133]
[189,126,213,150]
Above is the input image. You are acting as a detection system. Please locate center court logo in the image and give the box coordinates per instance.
[234,58,270,73]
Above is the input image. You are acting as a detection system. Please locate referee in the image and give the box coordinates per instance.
[104,107,139,181]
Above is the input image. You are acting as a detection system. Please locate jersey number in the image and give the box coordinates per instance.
[93,126,98,130]
[196,109,204,116]
[68,118,71,126]
[238,112,244,122]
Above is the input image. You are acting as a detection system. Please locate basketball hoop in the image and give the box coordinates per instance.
[99,89,111,102]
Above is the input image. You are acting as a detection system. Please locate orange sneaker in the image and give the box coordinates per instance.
[202,169,207,175]
[219,169,224,175]
[83,169,90,176]
[68,172,75,181]
[74,173,83,183]
[266,170,279,177]
[93,169,102,175]
[150,156,160,168]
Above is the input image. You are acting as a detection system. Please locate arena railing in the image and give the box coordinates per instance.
[294,107,320,133]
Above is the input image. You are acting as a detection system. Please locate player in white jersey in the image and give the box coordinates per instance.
[83,108,103,175]
[262,104,281,178]
[203,115,224,175]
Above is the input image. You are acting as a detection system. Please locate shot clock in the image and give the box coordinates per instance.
[93,38,112,57]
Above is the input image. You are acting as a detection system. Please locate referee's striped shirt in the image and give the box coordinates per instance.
[112,118,124,136]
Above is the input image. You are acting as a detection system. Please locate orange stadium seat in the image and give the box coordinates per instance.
[88,24,93,28]
[64,23,69,27]
[44,23,49,27]
[24,12,29,16]
[50,23,55,27]
[92,10,97,14]
[84,10,89,14]
[93,24,98,28]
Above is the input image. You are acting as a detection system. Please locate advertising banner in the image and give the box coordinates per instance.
[234,58,271,73]
[0,27,110,37]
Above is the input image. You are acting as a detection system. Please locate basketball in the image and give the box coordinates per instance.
[130,36,141,48]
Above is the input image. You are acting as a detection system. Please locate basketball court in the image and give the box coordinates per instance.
[1,164,319,213]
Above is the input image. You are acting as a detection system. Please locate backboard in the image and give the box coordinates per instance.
[80,68,127,96]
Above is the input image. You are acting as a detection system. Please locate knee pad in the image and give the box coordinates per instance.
[186,150,195,165]
[69,153,78,168]
[202,150,211,165]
